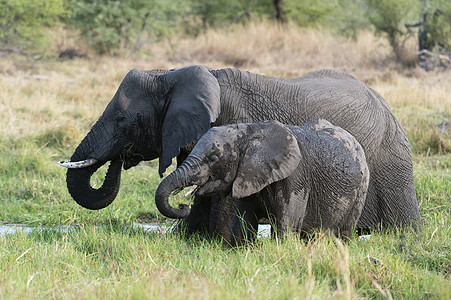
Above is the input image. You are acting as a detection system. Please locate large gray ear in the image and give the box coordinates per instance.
[232,121,302,199]
[158,65,221,176]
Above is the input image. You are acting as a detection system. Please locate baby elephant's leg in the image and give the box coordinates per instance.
[210,193,236,244]
[232,196,260,246]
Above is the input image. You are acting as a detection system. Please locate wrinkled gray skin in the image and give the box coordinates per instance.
[61,65,420,230]
[155,119,370,245]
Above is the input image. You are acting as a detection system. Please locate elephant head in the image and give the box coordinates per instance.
[155,121,302,219]
[59,65,221,210]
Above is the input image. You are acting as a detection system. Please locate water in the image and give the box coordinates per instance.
[0,224,369,240]
[0,223,167,236]
[136,222,272,237]
[0,224,37,236]
[0,223,272,237]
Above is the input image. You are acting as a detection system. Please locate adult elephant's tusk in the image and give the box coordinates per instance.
[185,185,198,197]
[57,158,98,169]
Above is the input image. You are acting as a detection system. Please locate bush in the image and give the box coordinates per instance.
[0,0,67,53]
[423,0,451,52]
[282,0,372,36]
[185,0,273,31]
[285,0,336,27]
[366,0,421,64]
[66,0,185,55]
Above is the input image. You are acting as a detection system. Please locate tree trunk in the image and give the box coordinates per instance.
[273,0,286,23]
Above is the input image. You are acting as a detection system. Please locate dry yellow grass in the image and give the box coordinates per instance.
[170,21,394,78]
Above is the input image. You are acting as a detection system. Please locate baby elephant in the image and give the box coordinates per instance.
[156,119,369,244]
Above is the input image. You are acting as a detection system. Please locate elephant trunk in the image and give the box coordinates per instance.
[65,119,122,210]
[66,160,122,210]
[155,163,194,219]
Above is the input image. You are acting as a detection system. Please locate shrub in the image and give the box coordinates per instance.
[423,0,451,52]
[186,0,271,29]
[0,0,67,53]
[66,0,185,55]
[366,0,421,64]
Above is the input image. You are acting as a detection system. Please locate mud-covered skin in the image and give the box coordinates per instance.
[287,120,369,234]
[63,65,419,231]
[155,119,369,244]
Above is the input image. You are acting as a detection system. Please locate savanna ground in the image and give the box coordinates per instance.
[0,22,450,298]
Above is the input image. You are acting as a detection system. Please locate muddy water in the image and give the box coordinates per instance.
[0,223,272,237]
[0,224,370,240]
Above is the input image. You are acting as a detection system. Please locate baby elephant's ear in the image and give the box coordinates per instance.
[232,122,302,199]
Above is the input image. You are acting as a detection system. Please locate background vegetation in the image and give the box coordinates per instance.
[1,0,450,64]
[0,0,450,298]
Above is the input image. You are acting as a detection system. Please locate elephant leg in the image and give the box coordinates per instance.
[232,196,259,246]
[209,193,238,244]
[358,145,420,230]
[208,194,220,236]
[272,215,289,241]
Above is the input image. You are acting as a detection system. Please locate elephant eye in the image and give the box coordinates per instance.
[116,114,126,128]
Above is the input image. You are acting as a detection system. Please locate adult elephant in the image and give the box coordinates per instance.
[58,65,420,231]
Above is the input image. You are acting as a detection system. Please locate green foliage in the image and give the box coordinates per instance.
[284,0,336,27]
[66,0,185,55]
[0,0,67,52]
[184,0,373,37]
[284,0,373,37]
[1,0,449,60]
[66,0,276,54]
[366,0,421,62]
[364,0,450,66]
[330,0,373,37]
[424,0,451,51]
[184,0,273,31]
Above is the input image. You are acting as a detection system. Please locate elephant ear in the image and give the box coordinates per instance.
[158,65,221,176]
[232,121,302,199]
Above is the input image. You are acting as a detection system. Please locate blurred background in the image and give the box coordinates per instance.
[0,0,449,70]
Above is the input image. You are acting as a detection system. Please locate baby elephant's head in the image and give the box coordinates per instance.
[154,121,302,219]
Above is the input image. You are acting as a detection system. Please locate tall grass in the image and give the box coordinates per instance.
[1,226,449,299]
[0,21,450,298]
[169,21,394,77]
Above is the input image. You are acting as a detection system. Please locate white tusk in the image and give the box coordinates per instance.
[57,158,98,169]
[184,185,198,197]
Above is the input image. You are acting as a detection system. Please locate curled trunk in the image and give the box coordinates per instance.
[155,165,192,219]
[65,119,123,210]
[66,159,122,210]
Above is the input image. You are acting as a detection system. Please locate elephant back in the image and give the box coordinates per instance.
[293,119,369,231]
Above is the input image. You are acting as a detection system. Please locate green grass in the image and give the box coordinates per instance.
[1,223,449,298]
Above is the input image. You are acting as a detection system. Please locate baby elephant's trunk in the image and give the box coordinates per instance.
[155,165,192,219]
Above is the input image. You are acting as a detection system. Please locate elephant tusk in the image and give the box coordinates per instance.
[57,158,98,169]
[184,185,198,197]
